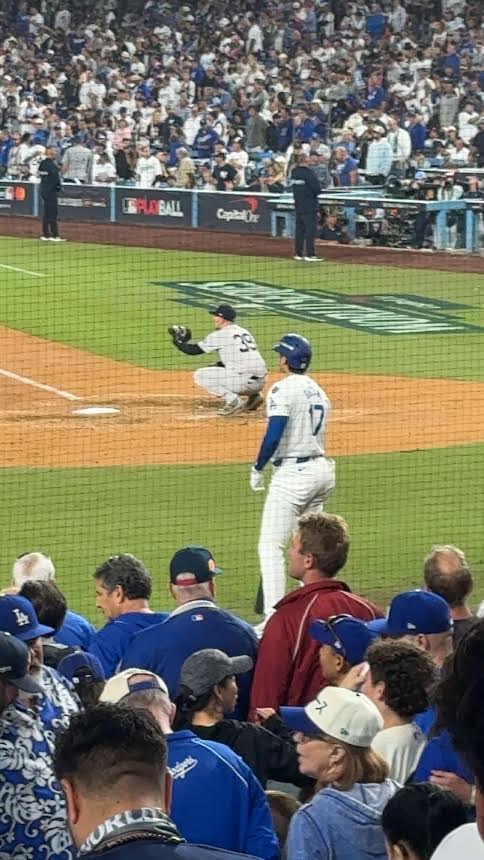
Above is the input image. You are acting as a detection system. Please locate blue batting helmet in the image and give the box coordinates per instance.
[273,333,312,372]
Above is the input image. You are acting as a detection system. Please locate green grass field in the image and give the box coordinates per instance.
[0,235,483,624]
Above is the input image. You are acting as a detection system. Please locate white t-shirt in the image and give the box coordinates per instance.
[198,324,267,377]
[431,824,483,859]
[136,155,160,188]
[266,374,331,460]
[372,723,426,783]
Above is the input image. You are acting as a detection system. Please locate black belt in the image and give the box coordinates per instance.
[273,455,323,467]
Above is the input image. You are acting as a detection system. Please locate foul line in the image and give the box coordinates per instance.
[0,368,82,401]
[0,264,45,277]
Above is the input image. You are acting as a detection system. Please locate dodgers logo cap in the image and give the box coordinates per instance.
[100,668,169,704]
[169,546,222,585]
[58,651,106,685]
[310,615,377,666]
[180,649,253,697]
[281,686,383,748]
[209,303,237,322]
[0,631,43,694]
[0,595,55,641]
[367,589,453,636]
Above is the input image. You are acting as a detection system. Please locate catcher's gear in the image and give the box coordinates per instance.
[168,324,192,344]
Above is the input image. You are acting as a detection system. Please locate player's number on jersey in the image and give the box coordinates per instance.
[234,333,257,352]
[309,403,325,436]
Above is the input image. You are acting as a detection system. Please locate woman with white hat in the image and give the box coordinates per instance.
[281,686,399,860]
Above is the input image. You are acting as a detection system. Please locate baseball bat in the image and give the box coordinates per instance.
[254,578,264,615]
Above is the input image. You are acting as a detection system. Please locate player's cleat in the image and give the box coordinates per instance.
[217,396,244,416]
[304,256,325,262]
[293,255,303,260]
[51,237,66,242]
[245,392,264,412]
[40,236,50,240]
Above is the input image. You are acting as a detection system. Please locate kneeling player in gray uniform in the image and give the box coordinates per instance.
[169,304,267,415]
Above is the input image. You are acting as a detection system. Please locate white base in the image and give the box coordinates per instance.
[71,406,120,416]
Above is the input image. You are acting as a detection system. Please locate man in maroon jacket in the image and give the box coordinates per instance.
[249,512,382,716]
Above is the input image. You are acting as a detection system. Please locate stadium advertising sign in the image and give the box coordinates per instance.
[0,182,34,216]
[197,194,271,234]
[154,280,483,335]
[58,185,110,221]
[115,189,192,226]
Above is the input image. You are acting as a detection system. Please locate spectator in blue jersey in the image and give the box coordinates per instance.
[0,632,74,859]
[54,703,259,860]
[10,550,95,649]
[121,546,258,719]
[368,589,453,736]
[0,129,13,177]
[100,669,279,859]
[192,117,219,158]
[0,594,79,730]
[19,579,80,668]
[408,113,428,153]
[366,4,387,39]
[294,108,316,143]
[332,146,359,187]
[276,108,294,152]
[90,553,167,677]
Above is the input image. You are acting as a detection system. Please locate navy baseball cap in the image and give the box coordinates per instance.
[367,590,452,636]
[310,615,377,665]
[58,651,106,685]
[0,595,55,641]
[209,304,236,322]
[170,546,222,585]
[0,632,43,694]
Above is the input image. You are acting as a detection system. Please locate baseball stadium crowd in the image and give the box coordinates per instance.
[0,530,483,859]
[0,0,482,201]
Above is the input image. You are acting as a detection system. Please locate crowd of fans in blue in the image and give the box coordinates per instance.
[0,519,483,859]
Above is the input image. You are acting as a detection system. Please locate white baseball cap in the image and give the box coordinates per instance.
[281,686,383,748]
[100,668,169,703]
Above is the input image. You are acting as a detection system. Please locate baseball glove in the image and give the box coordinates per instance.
[168,324,192,344]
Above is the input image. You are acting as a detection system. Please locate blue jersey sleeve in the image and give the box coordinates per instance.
[255,415,288,471]
[90,622,128,678]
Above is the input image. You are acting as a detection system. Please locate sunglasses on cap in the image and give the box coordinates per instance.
[321,614,355,656]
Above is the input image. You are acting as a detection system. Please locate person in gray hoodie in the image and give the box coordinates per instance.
[281,686,399,860]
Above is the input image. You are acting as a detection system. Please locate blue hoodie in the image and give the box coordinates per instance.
[287,781,398,860]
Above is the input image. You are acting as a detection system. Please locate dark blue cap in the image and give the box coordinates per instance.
[0,595,55,641]
[367,590,453,636]
[310,616,377,665]
[209,304,236,322]
[0,632,43,694]
[170,546,222,585]
[58,651,106,685]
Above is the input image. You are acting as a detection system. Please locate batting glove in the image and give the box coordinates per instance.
[250,466,265,492]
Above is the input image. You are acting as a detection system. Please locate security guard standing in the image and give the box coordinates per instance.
[291,152,323,261]
[39,146,64,241]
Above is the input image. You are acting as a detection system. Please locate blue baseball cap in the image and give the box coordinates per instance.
[170,546,222,585]
[310,615,377,665]
[0,595,55,641]
[0,632,43,694]
[58,651,106,685]
[367,590,452,636]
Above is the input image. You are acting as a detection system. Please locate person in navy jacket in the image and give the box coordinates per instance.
[90,553,167,677]
[121,546,258,719]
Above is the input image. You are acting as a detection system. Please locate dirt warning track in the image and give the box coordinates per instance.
[0,326,483,468]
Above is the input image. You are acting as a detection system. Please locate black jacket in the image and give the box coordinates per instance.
[188,715,313,788]
[38,158,61,195]
[81,842,257,859]
[291,165,321,211]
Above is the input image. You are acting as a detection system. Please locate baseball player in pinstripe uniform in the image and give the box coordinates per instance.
[250,333,336,629]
